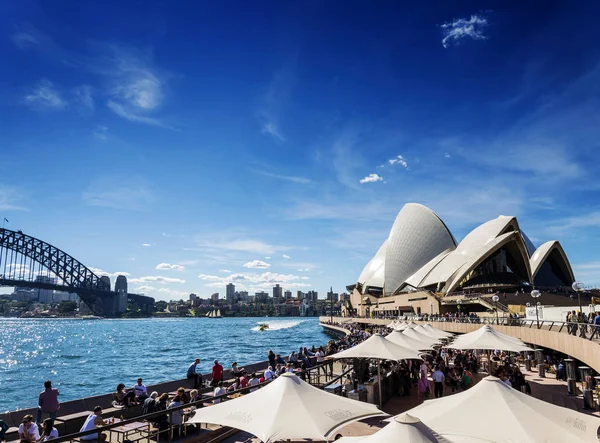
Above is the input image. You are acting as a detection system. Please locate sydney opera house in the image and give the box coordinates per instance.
[346,203,576,317]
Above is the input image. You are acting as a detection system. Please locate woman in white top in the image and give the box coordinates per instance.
[39,418,58,442]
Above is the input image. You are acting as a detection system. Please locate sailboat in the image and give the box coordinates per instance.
[206,309,222,318]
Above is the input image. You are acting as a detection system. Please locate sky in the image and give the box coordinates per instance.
[1,1,600,301]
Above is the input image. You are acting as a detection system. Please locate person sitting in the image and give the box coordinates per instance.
[239,373,249,389]
[0,418,9,443]
[176,387,190,403]
[189,389,203,406]
[227,378,241,392]
[133,378,148,402]
[213,382,226,404]
[152,394,170,431]
[18,415,39,443]
[248,373,260,392]
[187,358,203,389]
[142,391,158,415]
[79,406,107,442]
[275,354,286,366]
[461,369,473,390]
[167,396,184,438]
[264,366,276,380]
[114,383,136,407]
[231,362,246,378]
[288,351,299,367]
[39,418,58,442]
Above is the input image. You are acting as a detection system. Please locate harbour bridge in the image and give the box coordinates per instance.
[0,228,155,316]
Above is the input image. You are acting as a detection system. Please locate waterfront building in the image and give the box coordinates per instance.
[255,291,269,304]
[348,203,576,317]
[297,291,305,300]
[284,290,292,300]
[190,293,198,307]
[307,290,318,302]
[226,283,235,303]
[273,284,283,304]
[237,291,249,302]
[211,292,219,304]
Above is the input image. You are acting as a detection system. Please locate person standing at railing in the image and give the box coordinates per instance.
[568,311,578,335]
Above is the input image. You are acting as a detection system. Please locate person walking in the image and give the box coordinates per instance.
[432,366,445,398]
[37,380,59,424]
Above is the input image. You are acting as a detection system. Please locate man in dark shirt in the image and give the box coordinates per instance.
[187,358,202,388]
[37,380,59,424]
[142,392,158,415]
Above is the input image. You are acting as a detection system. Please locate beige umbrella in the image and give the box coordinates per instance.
[421,324,454,339]
[447,325,532,352]
[402,376,600,443]
[337,413,453,443]
[330,334,422,408]
[188,373,386,442]
[385,330,434,351]
[402,328,441,348]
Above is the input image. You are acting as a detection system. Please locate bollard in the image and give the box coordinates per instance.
[579,366,593,409]
[565,359,577,396]
[524,353,532,372]
[535,349,545,378]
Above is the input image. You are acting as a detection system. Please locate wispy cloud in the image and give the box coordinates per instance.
[89,267,131,278]
[107,101,175,129]
[129,275,185,284]
[282,254,291,259]
[0,186,27,211]
[441,14,489,48]
[388,154,408,168]
[444,152,451,159]
[243,260,271,269]
[155,263,185,271]
[195,231,291,256]
[261,122,285,141]
[11,31,40,49]
[93,125,108,140]
[23,79,67,110]
[82,177,153,210]
[253,170,313,184]
[141,243,152,247]
[74,85,94,110]
[219,269,232,273]
[359,173,383,184]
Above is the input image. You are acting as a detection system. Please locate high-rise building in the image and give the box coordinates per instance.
[307,290,318,302]
[284,290,292,300]
[273,284,282,304]
[115,275,128,294]
[327,287,339,303]
[211,293,219,304]
[237,291,249,302]
[255,291,269,304]
[297,291,305,300]
[190,293,198,306]
[226,283,236,303]
[35,275,56,304]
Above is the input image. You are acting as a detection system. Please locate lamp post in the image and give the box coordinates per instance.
[429,301,433,316]
[572,281,584,314]
[492,295,499,324]
[531,290,541,328]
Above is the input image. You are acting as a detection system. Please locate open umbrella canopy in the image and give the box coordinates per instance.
[385,330,434,351]
[187,373,386,443]
[447,325,532,352]
[330,333,422,361]
[402,328,441,348]
[401,376,600,443]
[422,324,454,339]
[414,325,451,340]
[337,413,452,443]
[393,321,408,331]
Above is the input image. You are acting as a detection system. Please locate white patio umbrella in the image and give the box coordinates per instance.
[385,330,434,351]
[414,325,451,340]
[387,320,398,328]
[447,325,532,352]
[422,324,454,339]
[401,376,600,443]
[187,373,386,442]
[393,321,408,331]
[402,328,441,348]
[337,413,452,443]
[330,334,422,408]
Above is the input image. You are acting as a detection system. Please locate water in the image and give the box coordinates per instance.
[0,317,332,412]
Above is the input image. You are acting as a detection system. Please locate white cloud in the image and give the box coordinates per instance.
[133,285,156,293]
[155,263,185,271]
[282,254,291,259]
[253,170,313,184]
[11,32,40,49]
[388,155,408,168]
[89,267,131,278]
[444,152,451,159]
[0,186,27,211]
[441,14,489,48]
[23,79,67,110]
[142,243,152,247]
[261,122,285,141]
[297,268,310,272]
[264,257,271,260]
[243,260,271,269]
[93,125,108,140]
[74,85,94,110]
[219,269,232,273]
[129,276,185,284]
[107,100,174,129]
[359,173,383,184]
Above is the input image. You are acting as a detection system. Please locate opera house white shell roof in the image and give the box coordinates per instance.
[355,204,575,295]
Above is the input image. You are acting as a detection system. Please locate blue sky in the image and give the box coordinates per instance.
[1,1,600,301]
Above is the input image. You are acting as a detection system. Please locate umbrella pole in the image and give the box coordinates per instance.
[378,358,383,409]
[487,350,491,374]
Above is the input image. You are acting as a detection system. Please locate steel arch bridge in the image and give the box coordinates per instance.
[0,228,153,316]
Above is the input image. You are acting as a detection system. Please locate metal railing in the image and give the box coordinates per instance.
[47,360,343,443]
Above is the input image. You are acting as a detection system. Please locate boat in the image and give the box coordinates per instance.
[258,323,269,331]
[206,309,222,318]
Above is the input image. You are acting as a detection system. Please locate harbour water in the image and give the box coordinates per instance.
[0,317,331,412]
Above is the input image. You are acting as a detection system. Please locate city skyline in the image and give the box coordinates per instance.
[1,2,600,301]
